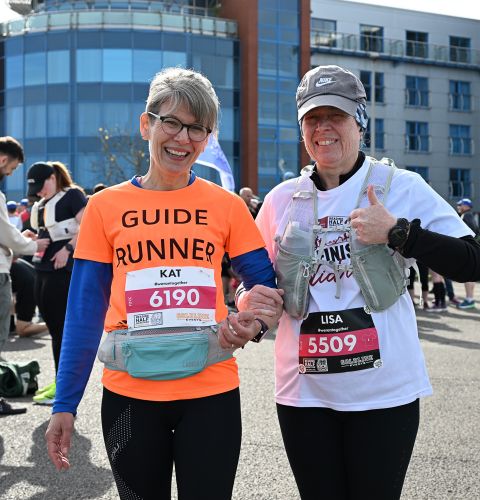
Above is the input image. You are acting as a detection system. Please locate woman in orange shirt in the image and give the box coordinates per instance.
[45,68,283,500]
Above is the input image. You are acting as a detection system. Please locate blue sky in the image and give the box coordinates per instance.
[347,0,480,20]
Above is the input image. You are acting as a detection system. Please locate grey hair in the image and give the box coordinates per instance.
[146,67,219,132]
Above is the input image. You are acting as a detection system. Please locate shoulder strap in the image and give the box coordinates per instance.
[355,157,396,209]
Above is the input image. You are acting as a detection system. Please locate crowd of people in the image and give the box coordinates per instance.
[0,63,479,499]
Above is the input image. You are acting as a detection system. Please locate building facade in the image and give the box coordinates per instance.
[311,0,480,203]
[1,0,479,204]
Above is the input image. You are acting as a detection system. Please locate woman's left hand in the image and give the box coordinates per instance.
[349,185,396,245]
[50,247,70,270]
[218,311,259,350]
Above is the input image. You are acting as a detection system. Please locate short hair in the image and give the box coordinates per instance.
[145,68,219,132]
[0,136,24,163]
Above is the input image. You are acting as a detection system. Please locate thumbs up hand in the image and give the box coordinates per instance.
[349,184,397,244]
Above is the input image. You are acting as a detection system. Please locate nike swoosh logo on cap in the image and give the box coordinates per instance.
[315,80,335,88]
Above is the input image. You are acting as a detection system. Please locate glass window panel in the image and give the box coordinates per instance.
[47,32,70,50]
[25,52,46,86]
[6,37,23,57]
[449,80,471,111]
[279,127,298,141]
[278,45,298,77]
[103,102,132,132]
[258,43,277,76]
[48,50,70,84]
[25,104,46,138]
[77,102,102,136]
[218,107,234,141]
[278,92,296,125]
[6,55,23,88]
[360,71,371,101]
[103,49,132,82]
[360,25,384,52]
[133,50,162,83]
[6,107,23,139]
[77,49,102,82]
[48,103,70,137]
[163,51,186,68]
[191,54,233,88]
[258,91,277,125]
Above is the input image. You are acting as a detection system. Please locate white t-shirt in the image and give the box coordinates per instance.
[257,157,473,411]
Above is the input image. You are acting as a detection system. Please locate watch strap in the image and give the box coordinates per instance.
[251,318,269,343]
[65,243,74,253]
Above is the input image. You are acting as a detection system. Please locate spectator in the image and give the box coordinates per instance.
[6,201,22,230]
[0,136,49,362]
[93,182,107,193]
[239,186,261,218]
[456,198,479,309]
[27,161,87,405]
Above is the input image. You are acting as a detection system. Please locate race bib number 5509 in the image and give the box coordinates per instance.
[125,266,216,330]
[298,308,381,374]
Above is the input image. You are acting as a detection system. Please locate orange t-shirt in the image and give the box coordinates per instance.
[75,178,266,401]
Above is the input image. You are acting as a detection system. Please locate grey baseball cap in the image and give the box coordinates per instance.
[296,65,367,121]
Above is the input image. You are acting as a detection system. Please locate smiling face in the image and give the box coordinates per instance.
[301,106,361,175]
[140,101,209,187]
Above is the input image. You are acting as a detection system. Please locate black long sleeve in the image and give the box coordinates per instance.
[401,219,480,282]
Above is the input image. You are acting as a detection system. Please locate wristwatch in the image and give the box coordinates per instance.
[65,243,74,253]
[251,318,269,343]
[387,218,410,250]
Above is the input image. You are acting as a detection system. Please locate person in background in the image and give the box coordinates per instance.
[27,161,87,405]
[239,186,261,218]
[93,182,107,194]
[456,198,479,309]
[0,136,49,361]
[18,198,32,230]
[238,64,480,500]
[6,201,22,230]
[44,68,283,499]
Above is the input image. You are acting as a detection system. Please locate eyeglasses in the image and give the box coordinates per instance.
[147,112,211,142]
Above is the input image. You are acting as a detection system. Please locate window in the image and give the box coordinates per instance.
[6,55,23,88]
[406,166,429,182]
[360,71,384,103]
[450,36,470,63]
[449,80,471,111]
[449,168,471,198]
[103,49,132,83]
[76,49,101,82]
[406,76,429,107]
[449,125,472,155]
[47,51,70,84]
[406,31,428,58]
[311,18,336,47]
[25,104,46,138]
[25,53,46,86]
[48,103,70,137]
[364,119,385,151]
[360,25,383,52]
[405,121,429,152]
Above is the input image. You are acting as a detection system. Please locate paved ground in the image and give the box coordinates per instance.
[1,282,479,499]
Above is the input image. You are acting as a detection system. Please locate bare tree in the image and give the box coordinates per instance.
[94,126,149,186]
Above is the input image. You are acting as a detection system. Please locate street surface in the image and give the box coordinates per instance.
[1,283,479,499]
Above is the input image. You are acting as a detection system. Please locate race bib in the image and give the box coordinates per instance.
[125,266,217,330]
[299,308,381,374]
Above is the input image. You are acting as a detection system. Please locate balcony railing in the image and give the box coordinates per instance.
[311,30,480,68]
[0,9,237,37]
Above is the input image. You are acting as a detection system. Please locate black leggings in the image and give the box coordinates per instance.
[34,269,71,374]
[277,399,419,500]
[101,387,242,500]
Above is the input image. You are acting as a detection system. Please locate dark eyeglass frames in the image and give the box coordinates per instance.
[147,112,211,142]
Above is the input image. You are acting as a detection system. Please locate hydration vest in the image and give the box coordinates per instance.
[274,157,413,319]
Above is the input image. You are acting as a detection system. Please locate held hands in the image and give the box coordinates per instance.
[218,311,260,349]
[45,412,74,471]
[236,285,284,321]
[349,185,396,245]
[35,238,50,253]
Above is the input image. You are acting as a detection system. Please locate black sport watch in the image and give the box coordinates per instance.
[251,318,269,343]
[65,243,74,253]
[387,218,410,250]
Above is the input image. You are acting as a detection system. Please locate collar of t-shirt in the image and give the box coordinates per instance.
[310,151,366,191]
[131,170,197,188]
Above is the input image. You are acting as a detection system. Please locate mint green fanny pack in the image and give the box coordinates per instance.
[98,326,234,381]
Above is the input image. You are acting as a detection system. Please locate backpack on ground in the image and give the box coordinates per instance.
[0,360,40,397]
